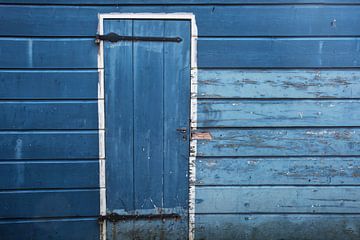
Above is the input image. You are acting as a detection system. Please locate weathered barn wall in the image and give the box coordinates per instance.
[1,1,360,239]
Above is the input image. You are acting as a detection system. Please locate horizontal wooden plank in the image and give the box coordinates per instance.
[196,128,360,157]
[198,38,360,68]
[2,6,360,37]
[0,131,99,159]
[3,38,360,68]
[196,186,360,213]
[0,101,98,130]
[197,70,360,99]
[196,157,360,186]
[196,214,360,240]
[0,218,99,240]
[0,189,99,218]
[0,38,97,68]
[1,0,359,4]
[197,100,360,127]
[0,161,99,189]
[0,70,98,99]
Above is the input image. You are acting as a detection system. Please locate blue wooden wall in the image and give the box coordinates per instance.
[1,1,360,239]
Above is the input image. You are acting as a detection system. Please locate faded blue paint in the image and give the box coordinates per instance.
[104,19,190,239]
[1,1,360,239]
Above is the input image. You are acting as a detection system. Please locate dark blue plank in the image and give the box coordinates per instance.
[104,19,134,211]
[2,6,360,37]
[0,101,97,130]
[163,20,190,210]
[0,131,99,159]
[0,70,98,99]
[196,214,360,240]
[197,100,360,127]
[0,38,97,68]
[0,218,99,240]
[198,37,360,68]
[133,20,164,210]
[197,69,360,99]
[1,0,359,4]
[196,157,360,186]
[0,189,99,218]
[196,186,360,213]
[196,128,360,157]
[0,161,99,189]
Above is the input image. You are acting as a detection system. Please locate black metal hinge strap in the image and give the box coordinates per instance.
[95,32,182,44]
[98,212,181,223]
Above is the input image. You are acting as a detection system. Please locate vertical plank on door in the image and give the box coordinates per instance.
[104,20,134,211]
[133,20,164,210]
[163,20,191,211]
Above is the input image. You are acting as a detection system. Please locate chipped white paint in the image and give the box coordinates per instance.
[97,15,106,240]
[98,13,197,240]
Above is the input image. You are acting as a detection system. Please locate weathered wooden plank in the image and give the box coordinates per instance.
[0,161,99,189]
[196,157,360,186]
[1,0,359,4]
[133,20,164,210]
[0,189,99,218]
[163,20,190,211]
[0,131,99,159]
[198,38,360,68]
[197,100,360,127]
[0,218,99,240]
[0,101,97,130]
[195,214,360,240]
[0,38,97,68]
[0,70,98,99]
[2,6,360,37]
[196,128,360,157]
[2,37,360,69]
[196,186,360,213]
[197,70,360,99]
[104,20,134,211]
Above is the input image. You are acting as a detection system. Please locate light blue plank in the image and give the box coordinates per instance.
[0,101,97,130]
[0,218,99,240]
[196,128,360,157]
[2,5,360,37]
[198,38,360,68]
[196,186,360,213]
[0,189,99,218]
[104,20,134,212]
[196,157,360,186]
[197,69,360,99]
[0,38,97,68]
[196,214,360,240]
[0,161,99,189]
[0,70,98,99]
[197,100,360,127]
[0,131,99,159]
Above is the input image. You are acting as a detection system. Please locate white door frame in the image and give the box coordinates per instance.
[97,13,198,240]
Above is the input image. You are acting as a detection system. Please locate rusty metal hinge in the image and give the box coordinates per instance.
[95,32,182,44]
[98,212,181,223]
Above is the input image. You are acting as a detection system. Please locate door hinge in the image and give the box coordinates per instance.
[98,212,181,223]
[95,32,182,44]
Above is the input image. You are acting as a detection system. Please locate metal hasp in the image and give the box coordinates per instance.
[95,32,182,44]
[98,212,181,223]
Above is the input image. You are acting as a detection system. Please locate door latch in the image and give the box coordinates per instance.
[95,32,182,44]
[176,128,188,141]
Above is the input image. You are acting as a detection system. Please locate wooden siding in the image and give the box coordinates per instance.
[1,1,360,239]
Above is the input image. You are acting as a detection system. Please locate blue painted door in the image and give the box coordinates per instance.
[104,19,191,239]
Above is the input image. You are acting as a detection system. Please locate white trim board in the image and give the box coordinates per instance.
[97,13,198,240]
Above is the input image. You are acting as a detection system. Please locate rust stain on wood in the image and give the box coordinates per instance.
[192,132,212,140]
